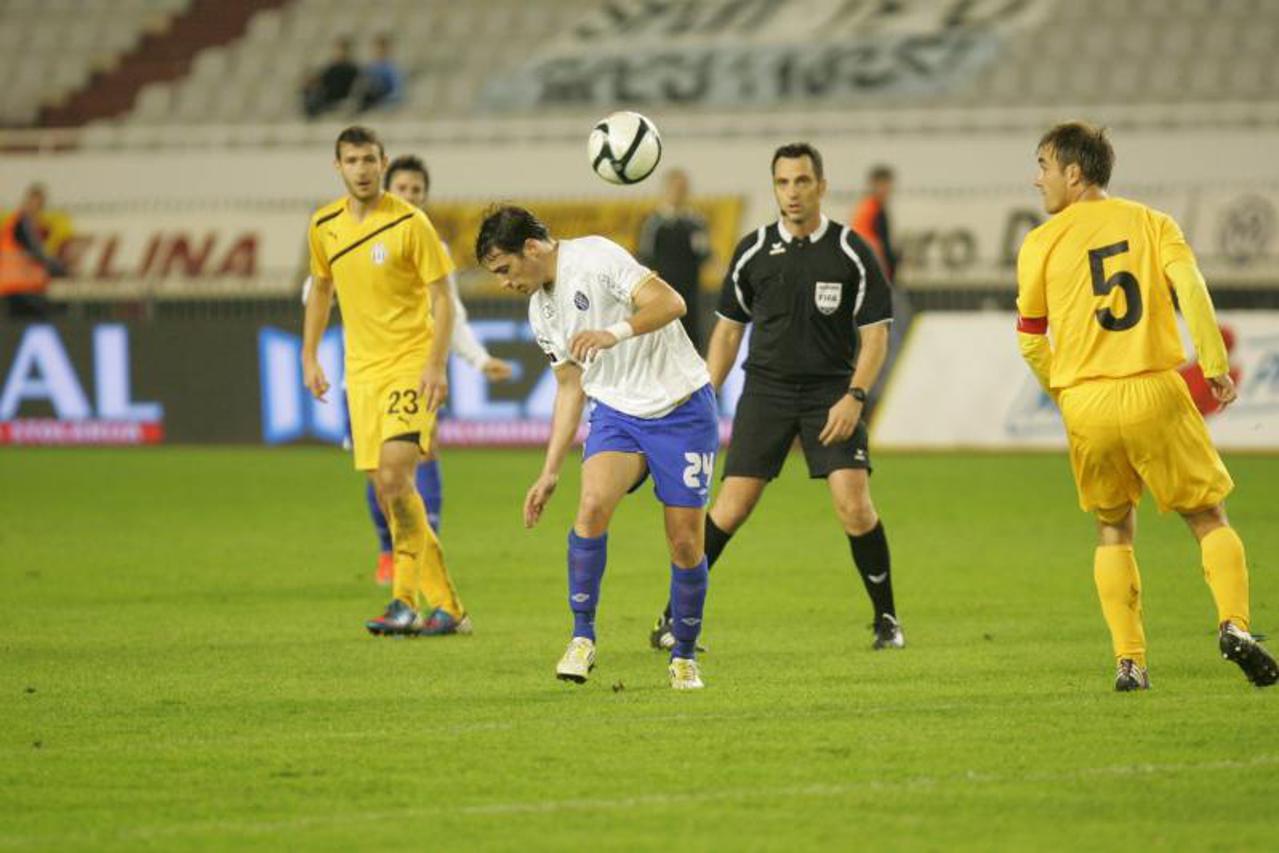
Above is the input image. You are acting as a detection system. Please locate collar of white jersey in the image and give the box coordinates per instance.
[776,214,830,243]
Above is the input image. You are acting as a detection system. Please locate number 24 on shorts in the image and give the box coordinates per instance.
[682,452,715,489]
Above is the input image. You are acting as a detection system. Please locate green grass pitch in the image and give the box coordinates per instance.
[1,447,1276,850]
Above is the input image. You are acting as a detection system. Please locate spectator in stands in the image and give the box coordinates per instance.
[357,34,405,113]
[850,165,905,415]
[302,37,360,119]
[850,164,898,281]
[637,169,711,348]
[1,184,65,320]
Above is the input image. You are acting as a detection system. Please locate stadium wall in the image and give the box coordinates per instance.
[0,126,1277,300]
[873,311,1279,452]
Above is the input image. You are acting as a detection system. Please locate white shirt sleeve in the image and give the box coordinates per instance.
[591,236,654,305]
[446,271,491,369]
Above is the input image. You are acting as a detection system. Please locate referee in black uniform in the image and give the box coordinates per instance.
[651,142,904,651]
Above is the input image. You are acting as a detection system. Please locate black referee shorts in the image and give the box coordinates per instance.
[724,376,870,480]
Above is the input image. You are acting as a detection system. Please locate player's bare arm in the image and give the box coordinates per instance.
[568,275,684,362]
[819,321,888,446]
[420,273,454,412]
[525,363,587,528]
[704,317,746,392]
[301,274,335,401]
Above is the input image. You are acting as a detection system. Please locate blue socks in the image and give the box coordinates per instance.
[417,459,443,533]
[368,460,443,553]
[669,559,709,660]
[567,530,607,641]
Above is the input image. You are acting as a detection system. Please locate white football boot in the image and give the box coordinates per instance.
[555,637,596,684]
[669,657,705,690]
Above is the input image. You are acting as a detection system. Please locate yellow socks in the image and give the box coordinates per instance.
[1094,545,1146,667]
[417,521,464,619]
[1201,526,1249,630]
[386,492,427,609]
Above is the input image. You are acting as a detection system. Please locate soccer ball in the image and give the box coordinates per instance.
[588,111,662,185]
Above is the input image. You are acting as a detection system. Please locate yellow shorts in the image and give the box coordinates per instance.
[1057,370,1233,519]
[346,375,436,471]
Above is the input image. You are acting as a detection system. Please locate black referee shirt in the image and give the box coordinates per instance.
[717,215,892,383]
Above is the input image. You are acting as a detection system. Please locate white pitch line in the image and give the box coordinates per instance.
[1,755,1276,848]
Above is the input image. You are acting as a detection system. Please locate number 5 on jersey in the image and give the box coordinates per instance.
[683,452,715,489]
[1089,241,1143,331]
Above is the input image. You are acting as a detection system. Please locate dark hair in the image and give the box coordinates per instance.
[771,142,824,181]
[334,125,384,160]
[1038,122,1114,188]
[868,164,894,183]
[475,205,550,263]
[384,154,429,191]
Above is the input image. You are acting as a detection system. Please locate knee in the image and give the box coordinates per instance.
[376,468,412,502]
[1182,504,1228,541]
[1096,505,1136,546]
[668,530,702,568]
[575,492,612,537]
[836,496,878,536]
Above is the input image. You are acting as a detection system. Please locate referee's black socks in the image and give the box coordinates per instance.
[705,516,732,569]
[664,516,733,621]
[848,521,895,620]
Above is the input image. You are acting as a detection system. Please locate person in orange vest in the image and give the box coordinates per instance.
[849,165,898,281]
[1,184,65,320]
[849,165,905,415]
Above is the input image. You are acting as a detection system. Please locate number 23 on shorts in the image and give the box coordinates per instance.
[386,388,420,415]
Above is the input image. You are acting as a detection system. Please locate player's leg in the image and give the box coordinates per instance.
[1182,505,1250,631]
[1093,505,1149,690]
[419,422,443,533]
[1060,379,1147,689]
[365,472,394,586]
[1126,371,1273,685]
[652,378,791,646]
[557,450,646,684]
[641,384,719,688]
[798,387,902,649]
[365,436,430,635]
[826,468,902,649]
[1181,504,1274,684]
[665,505,709,689]
[371,377,466,636]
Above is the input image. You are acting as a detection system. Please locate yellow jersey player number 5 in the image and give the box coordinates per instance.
[1015,122,1276,692]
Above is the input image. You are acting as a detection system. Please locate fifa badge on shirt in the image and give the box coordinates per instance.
[573,291,591,311]
[815,281,841,315]
[371,243,387,265]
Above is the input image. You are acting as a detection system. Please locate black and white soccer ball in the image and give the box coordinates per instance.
[588,111,662,185]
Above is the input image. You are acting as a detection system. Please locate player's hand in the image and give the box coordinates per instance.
[1207,374,1238,409]
[482,357,515,382]
[420,363,449,412]
[523,473,558,528]
[302,356,329,402]
[569,330,619,363]
[818,394,862,446]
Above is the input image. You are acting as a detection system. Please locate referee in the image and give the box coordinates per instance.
[651,142,904,651]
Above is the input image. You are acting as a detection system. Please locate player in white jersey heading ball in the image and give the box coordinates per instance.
[476,205,717,690]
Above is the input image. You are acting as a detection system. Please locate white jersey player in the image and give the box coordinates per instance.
[477,205,717,691]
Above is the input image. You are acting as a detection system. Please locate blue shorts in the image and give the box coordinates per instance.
[583,384,719,508]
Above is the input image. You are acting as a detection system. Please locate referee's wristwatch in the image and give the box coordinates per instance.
[847,386,868,403]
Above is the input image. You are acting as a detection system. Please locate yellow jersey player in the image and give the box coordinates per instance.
[303,125,469,637]
[1016,121,1276,691]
